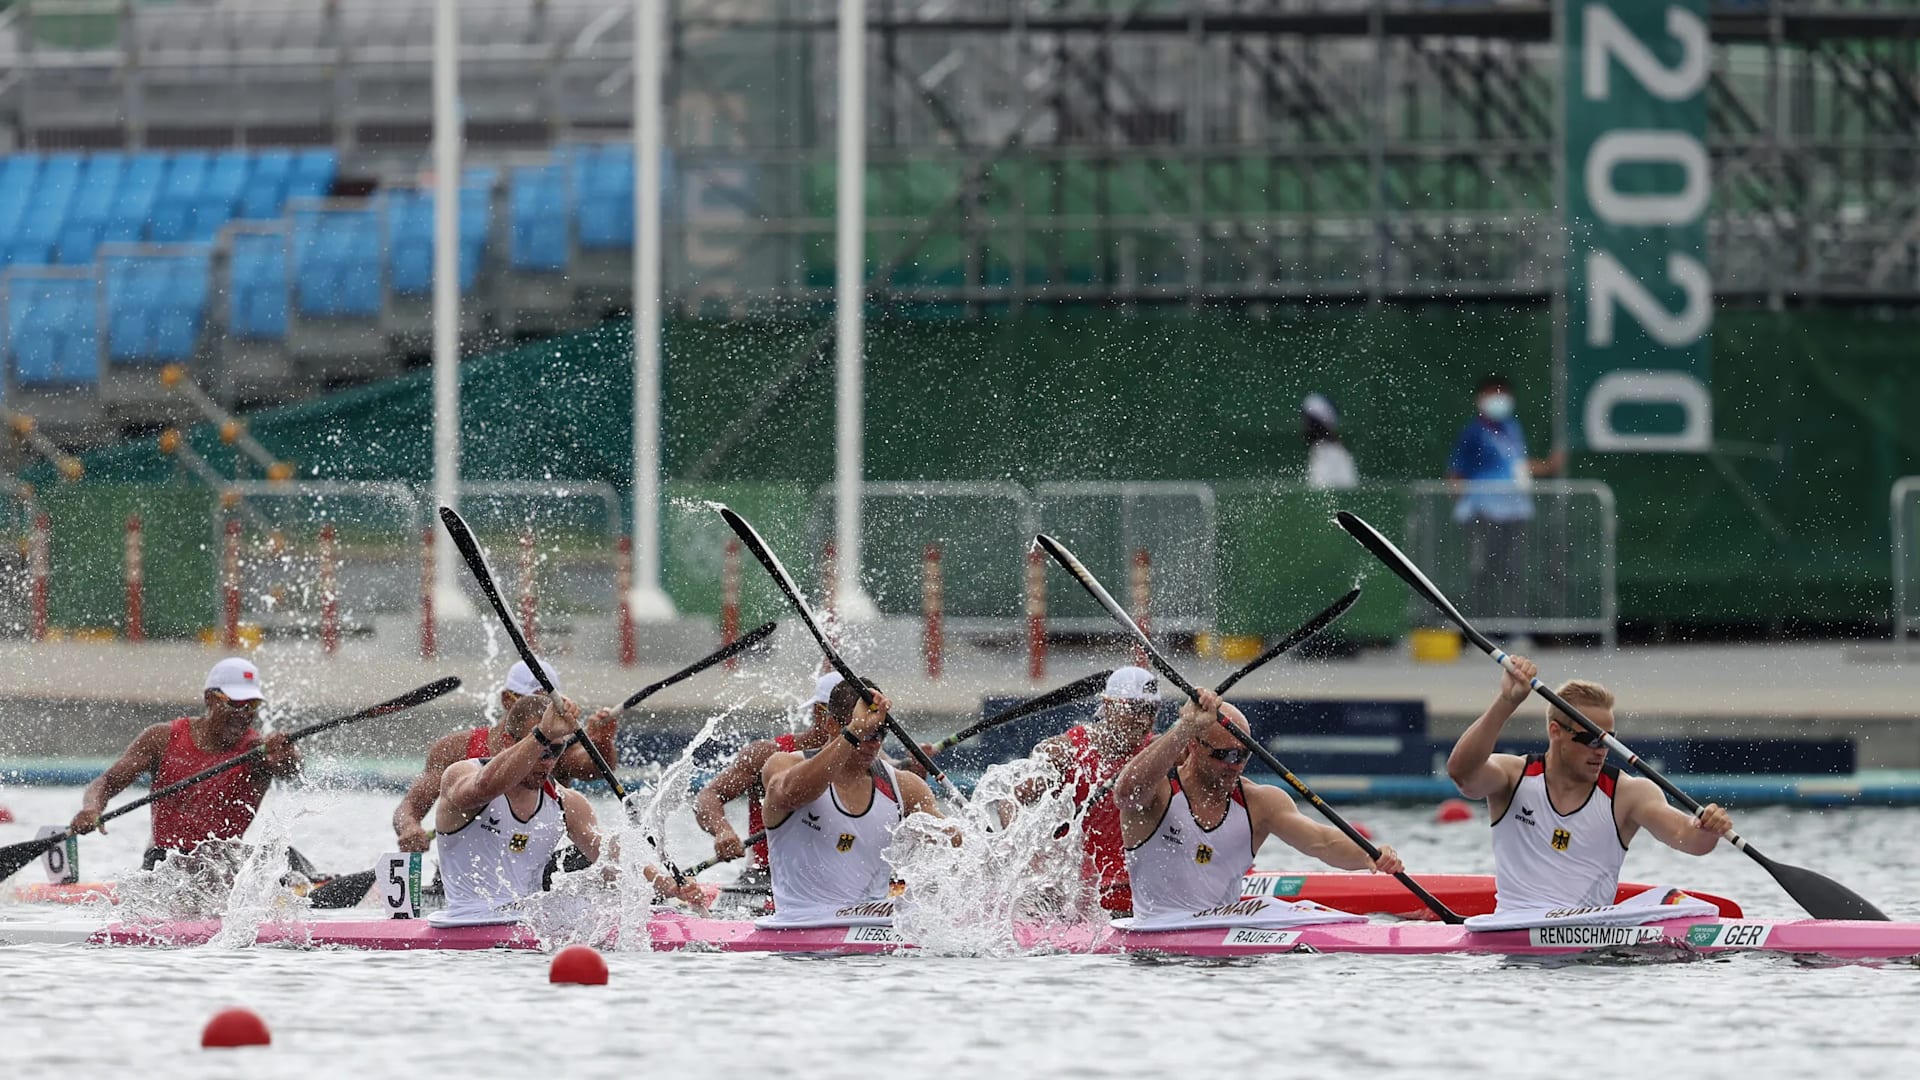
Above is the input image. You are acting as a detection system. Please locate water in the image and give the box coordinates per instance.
[3,784,1919,1076]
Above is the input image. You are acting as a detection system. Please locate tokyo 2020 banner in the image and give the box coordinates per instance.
[1563,0,1711,452]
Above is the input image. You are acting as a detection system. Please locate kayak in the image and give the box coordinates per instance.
[1239,872,1745,919]
[8,911,1910,959]
[10,870,1743,920]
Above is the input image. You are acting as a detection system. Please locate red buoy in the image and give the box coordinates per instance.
[549,944,609,985]
[201,1007,271,1048]
[1351,821,1373,840]
[1434,799,1474,824]
[0,805,14,824]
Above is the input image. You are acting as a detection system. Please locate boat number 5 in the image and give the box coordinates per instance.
[382,851,422,919]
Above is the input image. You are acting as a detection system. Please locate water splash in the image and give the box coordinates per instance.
[888,755,1096,956]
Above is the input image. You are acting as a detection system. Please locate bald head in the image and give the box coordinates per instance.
[1193,702,1250,746]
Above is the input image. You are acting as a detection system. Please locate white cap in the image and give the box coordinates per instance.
[504,658,560,696]
[1302,393,1339,429]
[807,671,845,707]
[205,657,264,702]
[1102,666,1160,703]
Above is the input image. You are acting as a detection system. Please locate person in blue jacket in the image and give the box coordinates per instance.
[1446,375,1564,621]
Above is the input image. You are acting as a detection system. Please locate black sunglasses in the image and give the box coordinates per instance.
[1555,722,1606,747]
[1205,746,1250,765]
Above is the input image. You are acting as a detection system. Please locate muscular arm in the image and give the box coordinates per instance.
[1115,725,1193,847]
[558,789,603,864]
[74,724,170,829]
[692,739,779,836]
[392,731,470,840]
[1447,659,1538,805]
[1247,784,1376,872]
[897,772,943,819]
[1619,777,1723,856]
[762,739,865,823]
[436,735,550,830]
[553,711,620,783]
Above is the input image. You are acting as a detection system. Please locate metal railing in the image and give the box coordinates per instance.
[1034,481,1217,634]
[1402,480,1617,645]
[1891,477,1920,640]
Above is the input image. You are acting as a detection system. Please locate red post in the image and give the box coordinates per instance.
[124,515,144,643]
[222,516,242,648]
[28,512,50,642]
[721,538,741,668]
[319,524,339,656]
[922,544,944,680]
[616,535,636,667]
[1025,546,1047,681]
[419,528,437,660]
[1130,548,1152,667]
[518,531,538,652]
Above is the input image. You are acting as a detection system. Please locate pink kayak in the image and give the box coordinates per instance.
[29,912,1914,960]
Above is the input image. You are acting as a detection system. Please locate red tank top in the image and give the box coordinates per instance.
[1066,724,1153,913]
[746,734,800,867]
[465,726,492,759]
[149,717,268,852]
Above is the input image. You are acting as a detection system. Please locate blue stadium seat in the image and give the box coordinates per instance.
[7,273,99,386]
[229,230,289,340]
[187,150,250,241]
[293,207,381,318]
[103,249,212,363]
[105,155,165,246]
[0,154,40,196]
[240,149,293,220]
[572,142,634,251]
[11,154,83,265]
[386,172,494,296]
[289,149,337,201]
[148,151,209,243]
[508,164,568,272]
[55,153,126,264]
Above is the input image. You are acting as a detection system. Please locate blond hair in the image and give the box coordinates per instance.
[1547,679,1614,727]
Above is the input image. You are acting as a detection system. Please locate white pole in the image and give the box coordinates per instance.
[431,0,473,619]
[628,0,676,620]
[834,0,877,621]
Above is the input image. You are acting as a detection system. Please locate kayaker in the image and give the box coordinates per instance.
[693,670,845,869]
[391,657,618,853]
[758,678,943,926]
[69,658,301,871]
[1016,665,1162,915]
[432,693,700,926]
[1112,688,1402,929]
[1445,655,1734,922]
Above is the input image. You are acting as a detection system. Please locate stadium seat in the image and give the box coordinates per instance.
[508,164,569,272]
[56,153,126,264]
[187,150,250,241]
[103,249,212,363]
[572,142,635,251]
[105,154,166,246]
[11,153,83,266]
[294,207,382,318]
[240,149,294,220]
[229,230,290,340]
[7,274,99,386]
[149,151,210,243]
[386,171,495,295]
[289,149,338,201]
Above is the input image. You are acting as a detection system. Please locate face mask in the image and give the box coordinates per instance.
[1479,393,1515,422]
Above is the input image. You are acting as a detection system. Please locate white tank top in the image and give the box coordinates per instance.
[435,772,568,923]
[1125,775,1255,919]
[766,756,903,919]
[1490,755,1627,913]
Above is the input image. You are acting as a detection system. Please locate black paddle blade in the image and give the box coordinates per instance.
[1334,512,1490,650]
[438,506,554,694]
[307,870,376,910]
[1214,587,1361,695]
[620,620,779,710]
[0,833,65,885]
[1747,847,1890,921]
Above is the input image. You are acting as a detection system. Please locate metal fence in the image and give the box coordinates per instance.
[1891,478,1920,640]
[805,482,1039,627]
[1033,481,1217,634]
[1402,480,1617,645]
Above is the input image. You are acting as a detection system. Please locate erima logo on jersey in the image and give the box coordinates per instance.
[1165,822,1184,846]
[836,833,856,853]
[802,812,822,832]
[1195,844,1214,865]
[1516,805,1537,827]
[480,814,502,835]
[509,833,529,853]
[1551,828,1572,852]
